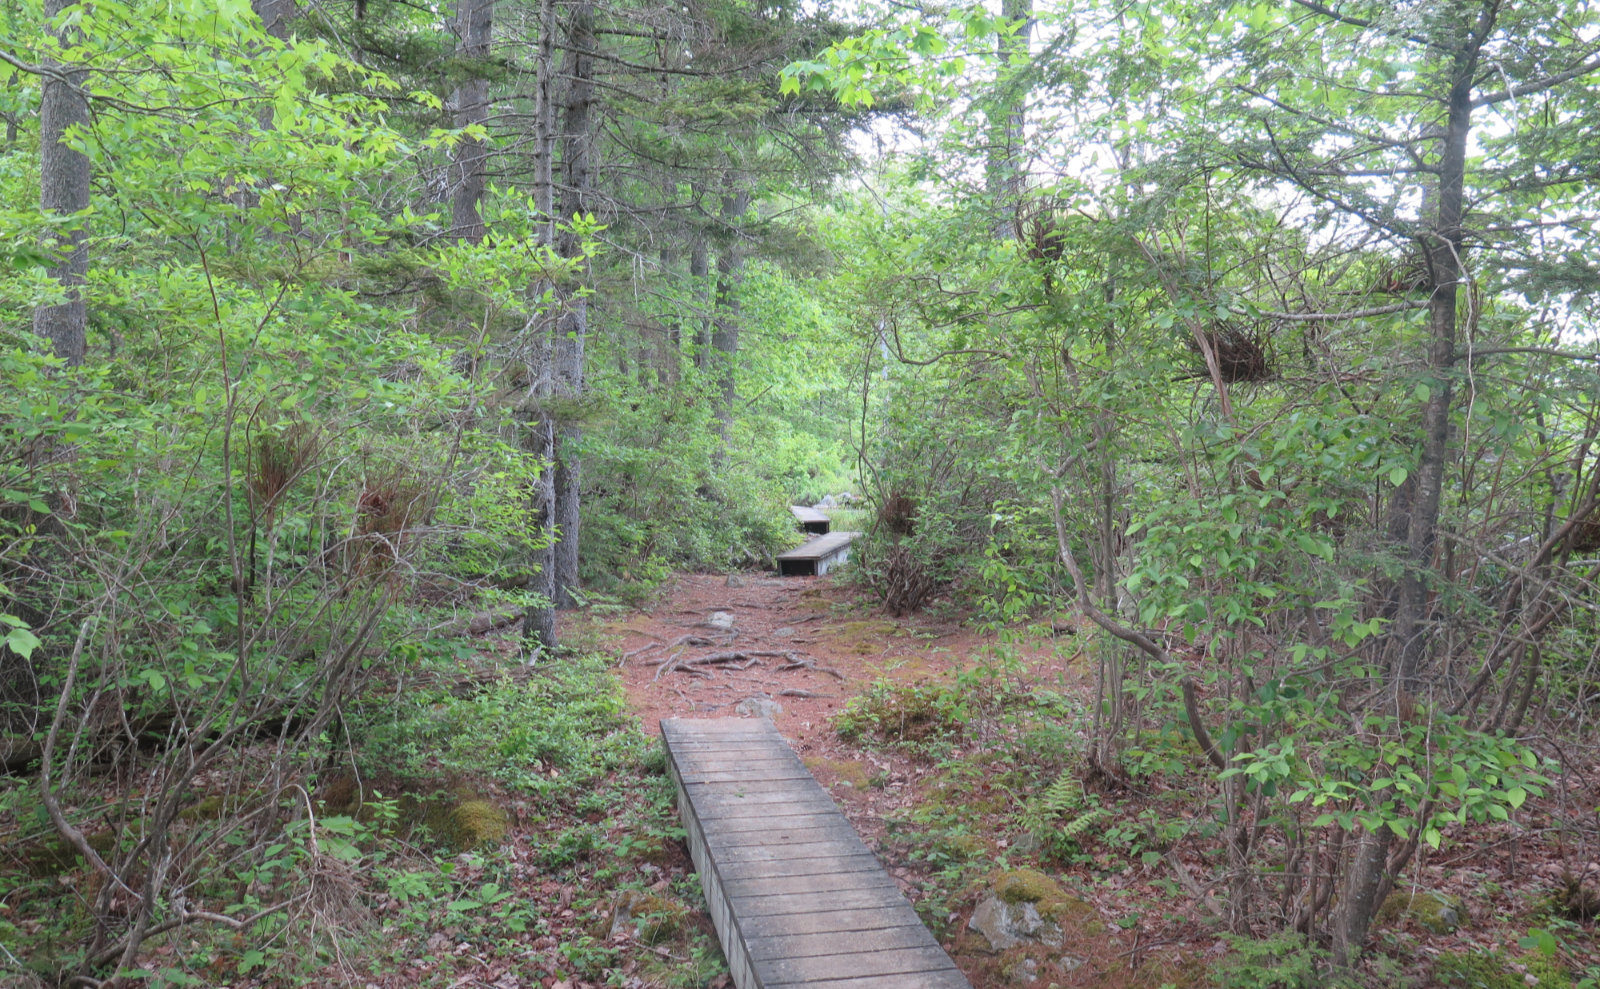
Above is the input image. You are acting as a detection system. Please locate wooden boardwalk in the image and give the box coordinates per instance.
[789,505,832,535]
[661,718,971,989]
[775,530,861,576]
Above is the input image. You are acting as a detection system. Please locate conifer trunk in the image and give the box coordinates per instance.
[35,0,89,367]
[450,0,492,243]
[711,181,749,448]
[550,0,595,610]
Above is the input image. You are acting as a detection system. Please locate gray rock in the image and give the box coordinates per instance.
[772,626,796,639]
[815,495,836,508]
[1010,958,1039,984]
[968,894,1065,953]
[734,695,783,719]
[707,610,736,630]
[725,574,749,588]
[1009,831,1043,855]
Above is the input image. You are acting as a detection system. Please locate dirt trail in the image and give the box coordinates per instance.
[604,571,991,740]
[594,570,1073,860]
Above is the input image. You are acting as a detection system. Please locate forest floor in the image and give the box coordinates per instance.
[10,571,1596,989]
[589,570,1600,989]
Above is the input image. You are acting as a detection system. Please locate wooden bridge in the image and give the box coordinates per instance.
[775,530,861,577]
[661,718,971,989]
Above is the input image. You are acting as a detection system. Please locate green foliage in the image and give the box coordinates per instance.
[356,653,638,799]
[834,677,971,750]
[1208,932,1329,989]
[1433,950,1580,989]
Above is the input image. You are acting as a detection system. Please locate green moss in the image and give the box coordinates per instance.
[447,799,509,850]
[418,793,509,851]
[611,890,690,945]
[1377,890,1464,934]
[803,756,872,790]
[991,868,1102,933]
[824,619,900,655]
[935,832,991,859]
[20,830,117,878]
[1432,950,1573,989]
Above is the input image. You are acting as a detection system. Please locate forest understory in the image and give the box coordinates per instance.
[9,568,1595,989]
[8,0,1600,986]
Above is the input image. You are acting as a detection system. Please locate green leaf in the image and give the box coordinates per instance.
[1388,466,1408,486]
[3,627,41,660]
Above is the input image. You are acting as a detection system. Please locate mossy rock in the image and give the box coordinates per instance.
[434,798,509,851]
[609,890,690,946]
[178,791,262,823]
[20,830,117,878]
[992,869,1103,934]
[835,681,968,748]
[316,773,367,816]
[1377,889,1465,934]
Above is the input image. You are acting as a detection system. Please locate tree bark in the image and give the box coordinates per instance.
[986,0,1032,239]
[711,181,749,447]
[251,0,296,40]
[35,0,90,367]
[1333,6,1488,967]
[690,210,711,370]
[521,0,560,647]
[549,0,596,610]
[450,0,493,244]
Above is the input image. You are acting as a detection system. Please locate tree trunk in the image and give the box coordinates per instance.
[711,182,749,447]
[450,0,492,244]
[1333,12,1483,966]
[690,216,711,370]
[35,0,90,367]
[985,0,1032,239]
[549,0,595,610]
[251,0,296,39]
[521,0,560,647]
[523,412,559,649]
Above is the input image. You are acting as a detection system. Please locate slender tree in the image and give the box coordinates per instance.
[35,0,89,366]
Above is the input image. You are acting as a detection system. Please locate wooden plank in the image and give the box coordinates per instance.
[713,838,871,862]
[755,945,958,984]
[727,885,910,917]
[775,530,856,561]
[790,506,832,534]
[662,718,970,989]
[749,927,943,961]
[765,970,975,989]
[717,853,884,881]
[739,907,927,939]
[775,531,862,576]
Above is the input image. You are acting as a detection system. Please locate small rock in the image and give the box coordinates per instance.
[772,626,797,639]
[815,494,837,508]
[1010,958,1040,984]
[725,574,749,588]
[1010,831,1043,855]
[609,889,688,944]
[1377,889,1465,934]
[969,894,1064,953]
[735,695,784,719]
[707,610,736,630]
